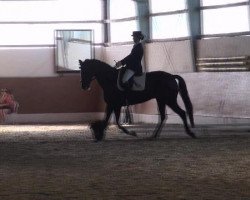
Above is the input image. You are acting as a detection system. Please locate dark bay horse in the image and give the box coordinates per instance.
[79,59,196,141]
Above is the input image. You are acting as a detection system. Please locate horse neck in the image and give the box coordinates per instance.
[93,61,117,88]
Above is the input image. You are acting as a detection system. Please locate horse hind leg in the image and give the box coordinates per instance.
[151,100,166,139]
[168,102,196,139]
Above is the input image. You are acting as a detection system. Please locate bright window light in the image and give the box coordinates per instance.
[110,21,138,43]
[0,0,103,45]
[151,13,189,39]
[110,0,136,19]
[0,0,103,21]
[202,6,249,34]
[0,24,103,45]
[150,0,187,13]
[202,0,247,6]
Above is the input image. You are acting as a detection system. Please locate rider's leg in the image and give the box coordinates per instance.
[121,69,135,118]
[122,69,135,84]
[122,69,135,107]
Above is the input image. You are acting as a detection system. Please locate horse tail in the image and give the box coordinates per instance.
[173,75,195,128]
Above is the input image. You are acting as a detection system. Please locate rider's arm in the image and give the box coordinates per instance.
[115,61,122,68]
[120,44,143,66]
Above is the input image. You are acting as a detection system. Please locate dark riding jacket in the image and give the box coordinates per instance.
[121,42,143,76]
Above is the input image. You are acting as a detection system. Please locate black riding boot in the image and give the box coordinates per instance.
[124,105,132,124]
[118,70,133,123]
[122,81,133,124]
[123,81,132,105]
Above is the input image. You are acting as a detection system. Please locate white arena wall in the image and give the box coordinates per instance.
[1,36,250,124]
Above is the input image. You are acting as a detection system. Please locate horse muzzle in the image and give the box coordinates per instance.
[80,77,95,91]
[82,85,91,91]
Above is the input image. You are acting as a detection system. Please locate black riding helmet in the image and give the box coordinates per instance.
[131,31,144,40]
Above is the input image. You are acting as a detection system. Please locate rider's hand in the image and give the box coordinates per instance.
[115,61,122,68]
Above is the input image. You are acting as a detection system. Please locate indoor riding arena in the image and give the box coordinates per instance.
[0,1,249,200]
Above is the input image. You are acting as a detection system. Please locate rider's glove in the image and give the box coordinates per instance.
[115,61,122,68]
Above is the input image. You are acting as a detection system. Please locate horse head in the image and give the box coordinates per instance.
[79,59,96,90]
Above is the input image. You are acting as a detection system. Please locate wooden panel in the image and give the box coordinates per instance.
[197,56,250,72]
[0,76,105,114]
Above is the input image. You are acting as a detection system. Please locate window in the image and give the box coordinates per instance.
[0,0,103,22]
[202,6,249,34]
[0,0,103,45]
[0,23,103,46]
[150,0,186,13]
[202,0,246,6]
[150,0,189,40]
[201,1,249,35]
[110,0,136,20]
[110,21,138,43]
[109,0,137,43]
[151,14,189,39]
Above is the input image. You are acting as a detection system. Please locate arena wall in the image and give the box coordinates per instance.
[1,76,105,123]
[104,36,250,124]
[1,36,250,124]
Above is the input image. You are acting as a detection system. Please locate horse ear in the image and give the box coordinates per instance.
[79,60,83,69]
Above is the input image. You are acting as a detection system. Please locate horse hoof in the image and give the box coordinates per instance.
[188,132,197,139]
[147,135,157,140]
[148,137,156,141]
[128,131,137,137]
[90,120,106,141]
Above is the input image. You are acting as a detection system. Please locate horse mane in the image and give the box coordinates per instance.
[89,59,116,73]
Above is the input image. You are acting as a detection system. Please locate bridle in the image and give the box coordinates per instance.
[79,67,96,91]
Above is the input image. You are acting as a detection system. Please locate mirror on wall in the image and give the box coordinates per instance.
[55,30,94,72]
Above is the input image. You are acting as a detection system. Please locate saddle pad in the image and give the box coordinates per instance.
[117,72,146,91]
[132,74,146,91]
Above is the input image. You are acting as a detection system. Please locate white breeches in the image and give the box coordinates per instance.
[122,69,135,83]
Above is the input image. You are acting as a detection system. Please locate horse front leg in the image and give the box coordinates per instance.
[103,104,113,128]
[90,104,113,141]
[114,107,137,137]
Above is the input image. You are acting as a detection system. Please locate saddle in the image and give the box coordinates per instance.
[117,68,146,91]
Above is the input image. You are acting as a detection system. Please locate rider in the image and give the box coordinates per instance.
[115,31,144,89]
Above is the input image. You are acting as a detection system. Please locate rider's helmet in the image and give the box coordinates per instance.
[131,31,144,40]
